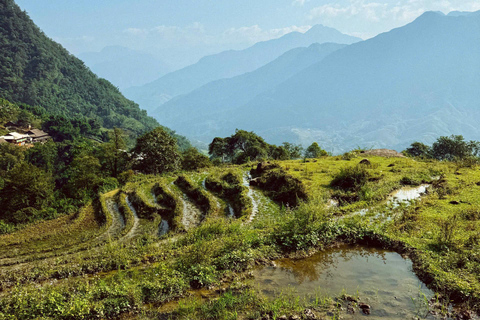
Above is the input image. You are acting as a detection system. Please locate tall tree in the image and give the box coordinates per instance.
[133,127,180,174]
[305,142,327,158]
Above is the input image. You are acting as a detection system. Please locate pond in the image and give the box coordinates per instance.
[253,244,434,319]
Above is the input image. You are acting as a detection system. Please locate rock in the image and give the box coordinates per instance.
[359,303,371,315]
[345,295,357,303]
[359,158,371,165]
[303,309,317,319]
[278,316,288,320]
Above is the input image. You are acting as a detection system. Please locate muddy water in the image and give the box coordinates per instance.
[253,244,433,319]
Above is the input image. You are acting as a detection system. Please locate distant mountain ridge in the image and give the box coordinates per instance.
[157,42,347,129]
[0,0,159,136]
[79,46,171,90]
[123,25,361,113]
[159,11,480,153]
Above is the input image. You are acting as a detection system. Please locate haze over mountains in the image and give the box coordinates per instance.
[156,11,480,153]
[79,46,171,90]
[123,25,360,113]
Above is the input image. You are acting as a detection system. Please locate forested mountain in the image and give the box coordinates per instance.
[79,46,171,90]
[0,0,159,136]
[124,25,360,113]
[157,42,346,129]
[164,11,480,153]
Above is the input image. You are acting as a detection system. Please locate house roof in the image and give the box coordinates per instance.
[6,132,29,139]
[27,129,49,138]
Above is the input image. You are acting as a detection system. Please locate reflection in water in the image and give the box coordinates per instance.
[253,244,433,319]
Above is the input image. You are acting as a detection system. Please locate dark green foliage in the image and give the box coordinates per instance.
[270,145,290,160]
[330,165,371,191]
[282,142,304,159]
[0,0,159,136]
[97,128,128,177]
[0,162,54,223]
[405,142,432,158]
[431,135,480,161]
[209,130,270,164]
[181,147,212,171]
[250,163,307,207]
[133,127,180,175]
[305,142,328,158]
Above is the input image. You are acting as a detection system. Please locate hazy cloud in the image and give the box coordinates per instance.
[222,25,311,44]
[308,0,480,38]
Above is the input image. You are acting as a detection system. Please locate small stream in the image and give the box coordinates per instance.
[124,196,140,239]
[243,173,259,222]
[253,244,434,319]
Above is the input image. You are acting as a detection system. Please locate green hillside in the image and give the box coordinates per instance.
[0,0,158,136]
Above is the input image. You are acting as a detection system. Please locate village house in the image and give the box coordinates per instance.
[26,129,51,143]
[0,132,31,145]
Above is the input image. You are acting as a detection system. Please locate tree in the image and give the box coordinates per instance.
[0,163,54,222]
[133,127,180,174]
[431,135,479,161]
[282,142,303,159]
[64,154,102,200]
[305,142,328,158]
[181,148,212,171]
[209,137,228,162]
[270,145,290,160]
[99,128,127,177]
[405,142,431,158]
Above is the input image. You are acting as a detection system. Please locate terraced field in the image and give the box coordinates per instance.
[1,158,479,320]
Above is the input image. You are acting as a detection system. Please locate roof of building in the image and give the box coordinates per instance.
[27,129,49,138]
[6,132,29,139]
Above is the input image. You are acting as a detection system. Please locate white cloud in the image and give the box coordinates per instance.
[307,0,480,39]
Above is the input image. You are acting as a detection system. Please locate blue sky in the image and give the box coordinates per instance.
[16,0,480,67]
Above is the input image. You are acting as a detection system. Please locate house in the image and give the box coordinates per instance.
[26,129,51,143]
[0,132,31,145]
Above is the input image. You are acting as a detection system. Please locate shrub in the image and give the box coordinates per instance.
[330,165,370,191]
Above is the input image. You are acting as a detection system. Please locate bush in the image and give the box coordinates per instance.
[250,167,307,207]
[330,165,370,191]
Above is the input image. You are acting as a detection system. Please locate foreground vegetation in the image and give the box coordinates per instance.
[0,147,479,319]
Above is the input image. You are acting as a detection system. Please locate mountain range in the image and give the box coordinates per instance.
[156,10,480,153]
[123,25,361,113]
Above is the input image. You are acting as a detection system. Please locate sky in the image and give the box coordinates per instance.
[16,0,480,68]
